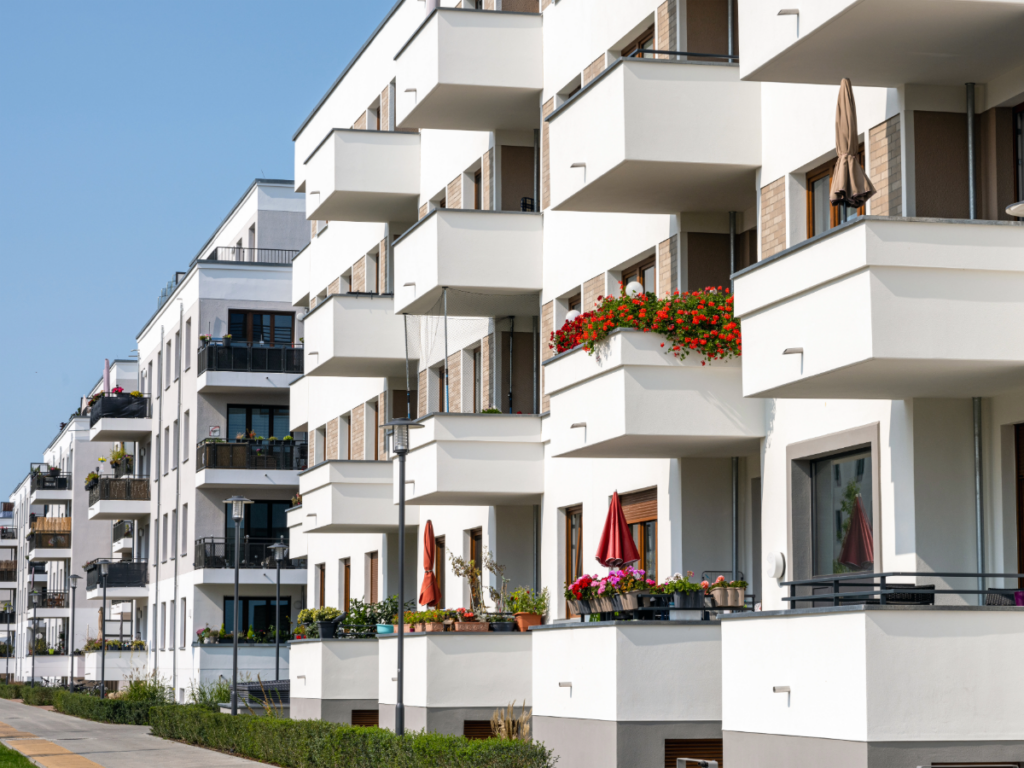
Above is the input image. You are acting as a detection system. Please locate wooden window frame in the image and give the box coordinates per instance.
[1013,102,1024,205]
[369,551,380,604]
[317,563,326,608]
[566,293,582,313]
[343,559,351,613]
[621,488,658,581]
[622,255,657,293]
[805,150,866,239]
[434,536,446,609]
[473,170,482,210]
[472,350,481,413]
[565,506,583,616]
[227,309,297,347]
[621,25,655,59]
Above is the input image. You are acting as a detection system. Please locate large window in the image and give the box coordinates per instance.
[621,25,654,59]
[565,506,583,615]
[223,597,291,636]
[811,450,874,576]
[224,500,289,541]
[228,311,294,346]
[622,256,656,294]
[621,488,657,581]
[807,154,865,238]
[227,405,290,442]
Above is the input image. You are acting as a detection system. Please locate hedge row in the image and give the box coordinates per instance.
[19,685,56,706]
[149,705,555,768]
[53,690,159,725]
[0,683,22,700]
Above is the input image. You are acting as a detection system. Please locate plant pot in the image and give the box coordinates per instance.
[671,591,704,610]
[616,590,650,611]
[592,595,616,613]
[217,637,232,644]
[568,599,591,616]
[422,622,445,633]
[317,621,336,639]
[514,613,542,632]
[376,624,394,635]
[48,469,59,478]
[203,636,216,645]
[708,588,727,608]
[727,587,745,608]
[414,623,426,633]
[454,621,488,633]
[489,622,515,632]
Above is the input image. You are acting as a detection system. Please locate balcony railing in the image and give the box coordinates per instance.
[28,532,71,551]
[194,537,303,570]
[0,528,16,540]
[207,246,299,265]
[112,521,133,542]
[30,590,69,609]
[84,560,148,591]
[88,393,151,427]
[29,472,71,492]
[0,569,14,583]
[783,571,1024,607]
[197,342,303,375]
[88,476,151,507]
[0,611,14,624]
[196,439,307,472]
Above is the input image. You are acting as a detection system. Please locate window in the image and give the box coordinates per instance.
[473,349,482,413]
[156,352,162,394]
[227,405,290,441]
[621,488,657,581]
[172,420,179,469]
[811,450,874,576]
[180,598,186,647]
[169,600,176,650]
[248,224,256,249]
[621,25,654,59]
[184,319,191,370]
[224,500,289,541]
[434,536,446,609]
[622,256,656,294]
[565,506,583,614]
[160,602,166,649]
[163,427,170,474]
[317,563,326,608]
[162,513,168,562]
[224,597,291,636]
[342,559,351,613]
[165,341,172,388]
[806,153,865,238]
[174,331,181,380]
[567,293,582,313]
[228,311,295,346]
[147,362,153,395]
[473,170,482,209]
[181,504,188,558]
[171,508,178,560]
[369,551,379,604]
[182,411,189,462]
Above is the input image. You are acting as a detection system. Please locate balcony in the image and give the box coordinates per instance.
[394,7,543,131]
[88,393,153,442]
[84,649,148,682]
[27,590,69,619]
[195,439,307,489]
[87,476,151,521]
[547,57,760,214]
[739,0,1024,87]
[193,537,307,587]
[112,521,133,554]
[28,469,72,504]
[0,561,15,587]
[392,209,543,317]
[304,294,417,378]
[205,246,299,265]
[1,527,17,539]
[28,519,71,561]
[733,217,1024,399]
[544,330,764,459]
[299,460,405,534]
[531,622,722,764]
[84,559,149,602]
[197,341,303,393]
[302,128,420,222]
[190,644,289,684]
[290,638,379,722]
[397,413,543,506]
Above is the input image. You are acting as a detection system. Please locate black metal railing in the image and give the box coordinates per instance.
[113,456,136,478]
[28,532,71,551]
[29,562,45,575]
[88,477,150,507]
[782,571,1024,607]
[0,570,14,583]
[30,590,69,609]
[84,560,149,591]
[207,247,299,265]
[196,439,307,472]
[627,49,739,62]
[0,528,16,540]
[29,473,71,492]
[0,611,14,624]
[194,537,303,570]
[197,343,303,375]
[112,521,133,542]
[88,393,151,427]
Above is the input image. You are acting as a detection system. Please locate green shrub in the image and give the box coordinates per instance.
[53,690,160,725]
[187,678,231,710]
[149,705,555,768]
[0,683,23,700]
[20,685,57,706]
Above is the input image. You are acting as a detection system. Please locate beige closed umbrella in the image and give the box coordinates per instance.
[830,78,876,210]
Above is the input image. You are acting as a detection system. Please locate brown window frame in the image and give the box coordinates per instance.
[434,536,446,609]
[565,505,583,616]
[621,488,658,581]
[369,551,379,604]
[806,150,866,239]
[317,563,326,608]
[566,293,582,313]
[343,559,351,613]
[473,170,482,210]
[227,309,296,346]
[1013,102,1024,205]
[621,25,655,60]
[622,255,657,294]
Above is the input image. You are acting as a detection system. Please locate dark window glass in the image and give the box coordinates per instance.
[224,500,290,540]
[273,315,293,346]
[812,451,873,576]
[226,311,294,346]
[229,312,247,339]
[224,597,291,635]
[227,405,290,441]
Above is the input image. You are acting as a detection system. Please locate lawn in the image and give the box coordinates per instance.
[0,743,35,768]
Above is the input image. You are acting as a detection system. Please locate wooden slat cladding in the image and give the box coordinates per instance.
[352,256,367,293]
[463,721,493,740]
[353,112,367,131]
[326,418,339,461]
[351,406,365,461]
[664,739,724,768]
[540,300,554,413]
[582,274,604,311]
[369,551,379,603]
[482,148,494,211]
[481,333,494,410]
[687,232,731,292]
[658,235,678,296]
[31,517,71,533]
[380,86,390,132]
[418,369,428,417]
[378,238,389,293]
[352,709,379,727]
[447,351,462,413]
[621,488,657,524]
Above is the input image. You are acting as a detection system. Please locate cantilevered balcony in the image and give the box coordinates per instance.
[193,537,307,587]
[84,559,149,602]
[195,439,307,489]
[87,476,151,521]
[547,57,760,214]
[197,341,303,393]
[392,209,543,316]
[112,521,134,554]
[304,294,417,378]
[396,413,543,506]
[27,590,70,619]
[28,519,71,561]
[0,561,16,588]
[734,217,1024,399]
[89,393,153,442]
[299,460,406,533]
[395,7,543,131]
[739,0,1024,87]
[302,129,420,222]
[27,467,72,505]
[544,329,764,459]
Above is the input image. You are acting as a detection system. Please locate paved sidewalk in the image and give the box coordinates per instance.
[0,699,263,768]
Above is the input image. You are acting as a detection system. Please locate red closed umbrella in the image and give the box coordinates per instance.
[839,494,874,570]
[419,519,440,607]
[595,492,640,568]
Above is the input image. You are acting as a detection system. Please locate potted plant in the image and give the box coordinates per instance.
[707,575,728,607]
[453,607,486,632]
[217,624,232,644]
[221,333,233,346]
[199,334,211,344]
[48,466,60,478]
[282,435,294,442]
[605,566,654,611]
[485,614,515,632]
[564,575,597,616]
[421,608,447,633]
[254,436,265,445]
[660,571,704,609]
[84,472,99,491]
[235,432,248,443]
[509,586,549,632]
[290,493,302,508]
[268,436,278,443]
[592,578,617,614]
[727,580,748,608]
[311,606,341,638]
[129,390,143,398]
[111,386,124,395]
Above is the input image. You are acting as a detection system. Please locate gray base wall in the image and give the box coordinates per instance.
[725,731,1024,768]
[532,716,721,768]
[290,697,378,725]
[378,704,508,736]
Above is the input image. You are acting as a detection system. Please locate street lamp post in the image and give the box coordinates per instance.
[100,561,109,698]
[68,575,81,691]
[268,539,288,682]
[3,600,11,684]
[381,418,422,737]
[30,591,39,687]
[226,496,252,716]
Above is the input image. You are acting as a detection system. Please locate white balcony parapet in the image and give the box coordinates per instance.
[547,57,760,214]
[300,460,410,533]
[734,216,1024,399]
[395,7,543,131]
[392,209,543,316]
[190,643,289,683]
[84,650,148,682]
[290,638,379,723]
[303,129,420,223]
[397,413,544,506]
[545,329,764,459]
[305,294,418,379]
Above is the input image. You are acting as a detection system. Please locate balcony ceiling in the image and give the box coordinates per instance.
[400,85,541,131]
[745,0,1024,87]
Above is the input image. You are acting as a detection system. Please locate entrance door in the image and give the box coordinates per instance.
[500,331,537,414]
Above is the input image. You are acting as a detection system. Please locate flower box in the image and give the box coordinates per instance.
[514,612,542,632]
[454,621,488,633]
[591,595,616,613]
[614,590,650,611]
[568,599,591,616]
[421,622,446,633]
[671,591,704,610]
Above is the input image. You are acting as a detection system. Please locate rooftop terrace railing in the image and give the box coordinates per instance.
[207,247,299,265]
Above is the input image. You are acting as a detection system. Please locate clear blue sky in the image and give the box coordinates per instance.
[0,0,398,495]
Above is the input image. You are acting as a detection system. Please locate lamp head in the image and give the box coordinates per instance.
[100,560,109,576]
[30,592,39,607]
[382,418,424,455]
[69,574,81,586]
[225,495,253,522]
[564,309,581,324]
[268,541,288,562]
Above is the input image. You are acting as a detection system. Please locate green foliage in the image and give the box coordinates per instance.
[20,685,58,706]
[149,705,555,768]
[0,741,38,768]
[53,690,162,725]
[508,587,549,616]
[117,669,171,703]
[0,682,23,700]
[187,678,232,710]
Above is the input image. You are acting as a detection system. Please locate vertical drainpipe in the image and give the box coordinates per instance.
[967,84,983,603]
[966,83,976,220]
[153,327,163,678]
[727,0,735,59]
[731,457,738,582]
[171,302,183,699]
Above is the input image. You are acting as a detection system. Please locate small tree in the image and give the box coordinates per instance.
[449,551,483,615]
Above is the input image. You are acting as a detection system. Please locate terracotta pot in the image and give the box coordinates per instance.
[422,622,445,633]
[454,621,488,633]
[414,623,425,633]
[514,612,542,632]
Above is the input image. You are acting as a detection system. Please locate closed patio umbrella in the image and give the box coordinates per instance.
[103,358,111,394]
[830,78,876,210]
[595,492,640,568]
[839,494,874,571]
[419,519,440,607]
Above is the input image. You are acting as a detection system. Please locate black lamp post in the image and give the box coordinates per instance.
[381,418,422,737]
[226,495,252,716]
[268,539,288,682]
[2,600,11,684]
[30,591,39,687]
[100,561,109,698]
[68,574,80,691]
